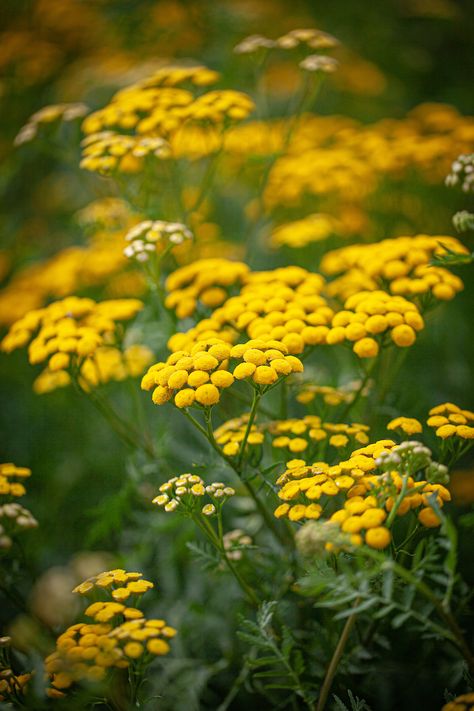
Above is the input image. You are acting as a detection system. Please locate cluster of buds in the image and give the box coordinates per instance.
[0,503,38,550]
[234,29,339,54]
[296,520,354,556]
[375,441,448,484]
[14,103,88,146]
[124,220,193,262]
[299,55,339,73]
[153,474,235,517]
[223,529,252,561]
[446,154,474,193]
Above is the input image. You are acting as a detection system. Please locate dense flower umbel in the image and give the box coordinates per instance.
[269,213,341,249]
[265,416,369,453]
[295,382,362,408]
[72,569,153,596]
[274,440,452,549]
[168,265,331,355]
[387,417,423,436]
[0,463,31,499]
[46,569,175,697]
[80,132,171,175]
[321,235,467,303]
[427,403,474,440]
[165,258,250,319]
[214,415,264,457]
[1,296,146,392]
[325,290,424,358]
[142,337,303,408]
[153,473,235,516]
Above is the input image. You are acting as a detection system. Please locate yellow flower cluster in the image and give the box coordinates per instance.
[266,416,369,453]
[80,66,254,173]
[387,417,423,436]
[269,213,341,249]
[442,692,474,711]
[0,208,146,328]
[46,568,175,696]
[72,568,152,596]
[142,337,303,408]
[133,65,220,89]
[274,439,452,549]
[152,473,235,516]
[33,344,153,394]
[427,403,474,440]
[0,670,31,703]
[1,296,144,391]
[80,132,171,174]
[14,102,88,145]
[214,415,264,457]
[321,235,467,303]
[259,106,474,209]
[168,265,331,355]
[296,383,356,407]
[325,290,424,358]
[0,463,31,499]
[165,258,250,319]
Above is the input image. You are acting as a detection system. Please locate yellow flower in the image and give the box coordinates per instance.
[353,337,379,358]
[387,417,423,435]
[365,526,391,549]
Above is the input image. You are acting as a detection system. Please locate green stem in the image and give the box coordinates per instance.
[237,389,261,468]
[316,608,358,711]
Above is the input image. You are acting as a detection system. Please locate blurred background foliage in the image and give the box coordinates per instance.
[0,1,473,709]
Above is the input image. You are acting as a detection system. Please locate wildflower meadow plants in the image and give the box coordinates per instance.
[1,6,474,711]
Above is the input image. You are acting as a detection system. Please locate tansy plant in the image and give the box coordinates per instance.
[1,22,474,711]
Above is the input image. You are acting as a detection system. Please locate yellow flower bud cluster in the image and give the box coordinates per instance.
[1,296,144,391]
[0,463,31,499]
[0,206,145,329]
[73,568,153,596]
[142,338,302,408]
[267,416,370,454]
[142,339,235,408]
[152,473,235,516]
[441,692,474,711]
[0,670,31,703]
[46,567,175,697]
[274,437,452,549]
[296,383,355,407]
[109,618,177,659]
[427,403,474,440]
[133,65,220,89]
[269,213,341,249]
[14,102,88,146]
[165,258,250,319]
[387,417,423,436]
[168,265,331,355]
[321,235,467,303]
[325,290,424,358]
[33,343,153,395]
[80,132,171,175]
[214,415,264,457]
